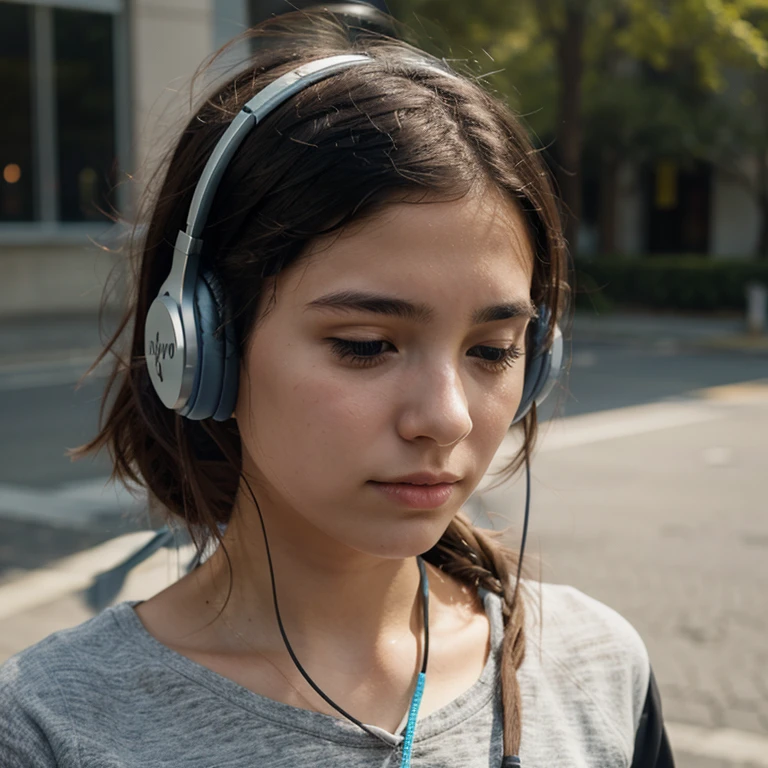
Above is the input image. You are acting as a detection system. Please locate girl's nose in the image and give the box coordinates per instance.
[396,363,473,447]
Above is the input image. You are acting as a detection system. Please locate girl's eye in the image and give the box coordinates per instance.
[328,339,393,367]
[468,344,524,372]
[329,339,523,372]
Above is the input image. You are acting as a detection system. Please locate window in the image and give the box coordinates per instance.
[0,4,34,221]
[0,1,123,227]
[55,8,117,222]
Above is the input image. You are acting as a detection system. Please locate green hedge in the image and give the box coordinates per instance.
[573,256,768,312]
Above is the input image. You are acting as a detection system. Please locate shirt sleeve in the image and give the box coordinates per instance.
[0,648,78,768]
[630,667,676,768]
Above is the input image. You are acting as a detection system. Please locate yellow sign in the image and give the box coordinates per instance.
[655,161,678,209]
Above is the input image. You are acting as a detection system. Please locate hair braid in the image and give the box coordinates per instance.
[423,512,527,757]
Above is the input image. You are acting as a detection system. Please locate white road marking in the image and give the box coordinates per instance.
[536,400,723,452]
[0,478,145,528]
[571,350,598,368]
[666,721,768,767]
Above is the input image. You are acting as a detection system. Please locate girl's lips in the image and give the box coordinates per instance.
[369,481,456,509]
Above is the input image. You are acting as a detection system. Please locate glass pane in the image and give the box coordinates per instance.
[0,3,35,222]
[54,8,116,222]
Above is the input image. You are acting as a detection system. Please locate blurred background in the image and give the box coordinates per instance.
[0,1,766,765]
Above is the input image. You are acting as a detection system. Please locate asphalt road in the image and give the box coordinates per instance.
[0,364,150,581]
[0,365,113,489]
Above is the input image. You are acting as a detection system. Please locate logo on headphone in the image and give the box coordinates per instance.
[148,331,175,383]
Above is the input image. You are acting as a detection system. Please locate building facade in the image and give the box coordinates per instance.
[584,159,762,259]
[0,0,231,317]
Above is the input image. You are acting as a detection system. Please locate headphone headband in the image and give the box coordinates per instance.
[148,54,374,411]
[159,54,373,310]
[186,54,372,240]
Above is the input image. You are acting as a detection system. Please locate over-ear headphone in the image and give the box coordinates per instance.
[143,54,563,424]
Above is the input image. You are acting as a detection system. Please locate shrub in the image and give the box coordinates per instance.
[573,256,768,312]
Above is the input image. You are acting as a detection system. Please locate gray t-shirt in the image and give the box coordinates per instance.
[0,582,650,767]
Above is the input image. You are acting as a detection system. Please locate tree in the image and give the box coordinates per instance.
[534,1,588,257]
[709,5,768,259]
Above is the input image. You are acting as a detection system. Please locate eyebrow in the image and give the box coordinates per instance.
[305,290,537,324]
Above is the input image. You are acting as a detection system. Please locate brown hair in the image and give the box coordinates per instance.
[75,10,569,757]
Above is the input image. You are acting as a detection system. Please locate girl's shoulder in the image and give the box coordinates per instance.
[0,601,135,707]
[0,603,134,766]
[520,581,652,762]
[531,580,649,664]
[2,600,135,681]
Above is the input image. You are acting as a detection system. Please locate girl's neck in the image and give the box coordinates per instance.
[192,510,427,658]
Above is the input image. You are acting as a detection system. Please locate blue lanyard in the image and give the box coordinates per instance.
[396,557,430,768]
[399,671,426,768]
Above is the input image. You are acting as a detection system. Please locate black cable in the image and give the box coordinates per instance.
[419,558,430,674]
[498,453,530,768]
[241,474,429,742]
[510,452,531,613]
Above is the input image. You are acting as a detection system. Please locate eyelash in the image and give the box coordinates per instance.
[327,339,524,372]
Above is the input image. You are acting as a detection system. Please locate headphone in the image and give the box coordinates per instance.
[144,53,563,425]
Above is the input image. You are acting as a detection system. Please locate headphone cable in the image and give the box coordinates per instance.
[511,452,531,611]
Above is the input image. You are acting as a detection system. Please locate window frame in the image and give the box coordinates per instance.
[0,0,130,243]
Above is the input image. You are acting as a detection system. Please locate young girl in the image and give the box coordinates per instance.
[0,12,673,767]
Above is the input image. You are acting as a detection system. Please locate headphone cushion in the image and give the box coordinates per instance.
[183,270,226,420]
[205,270,239,421]
[518,348,551,415]
[512,307,556,425]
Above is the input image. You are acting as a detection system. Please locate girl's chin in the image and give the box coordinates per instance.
[345,516,459,561]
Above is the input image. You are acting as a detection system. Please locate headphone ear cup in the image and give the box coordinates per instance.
[181,269,227,421]
[512,307,563,425]
[513,334,546,425]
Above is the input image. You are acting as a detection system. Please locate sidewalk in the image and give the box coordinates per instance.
[4,397,768,768]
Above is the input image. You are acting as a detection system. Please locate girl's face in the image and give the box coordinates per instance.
[234,191,535,561]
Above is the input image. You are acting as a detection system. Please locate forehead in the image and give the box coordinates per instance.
[282,191,534,309]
